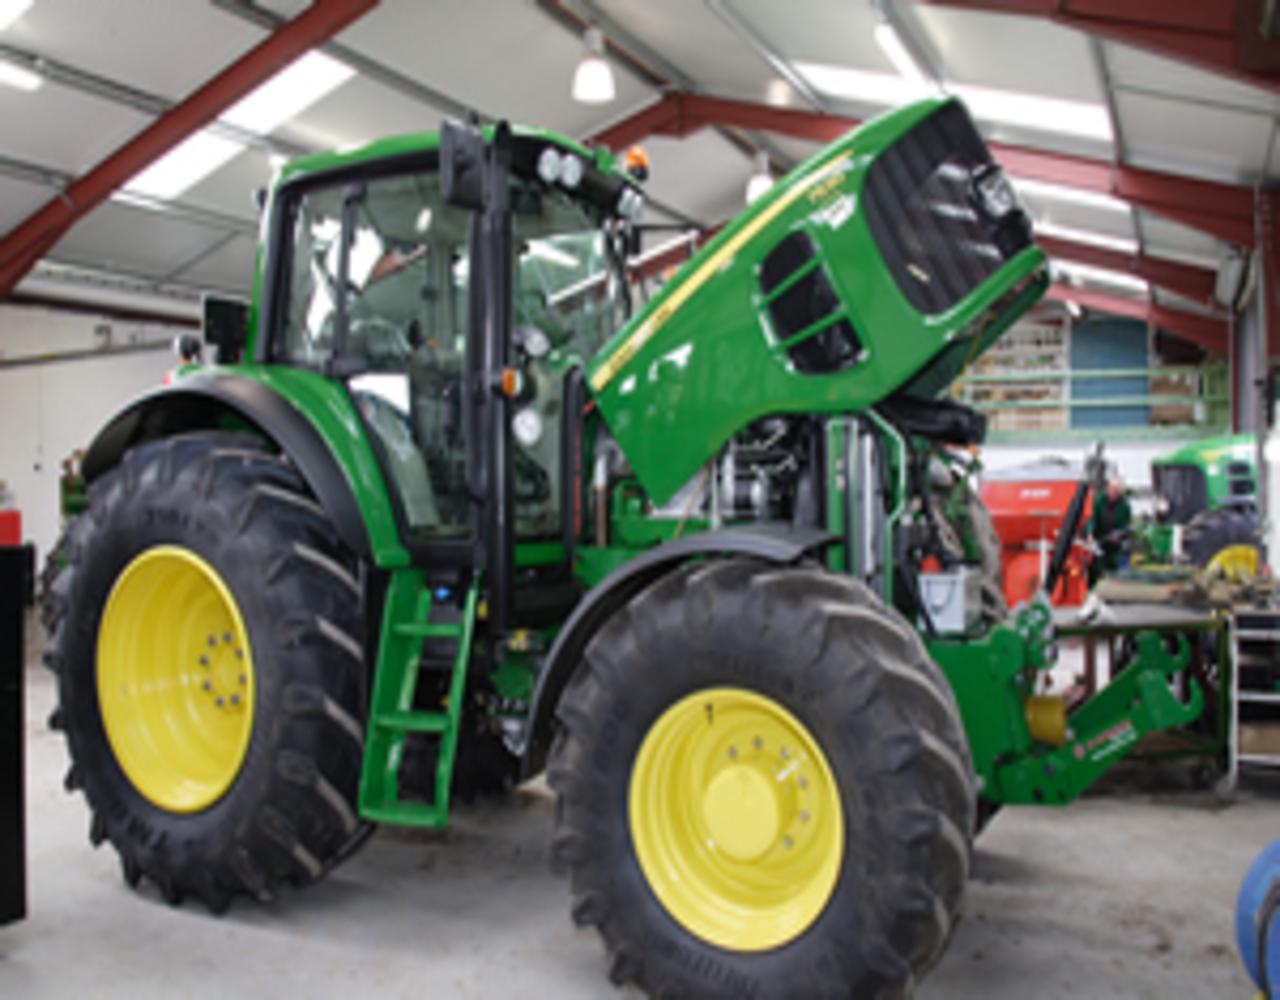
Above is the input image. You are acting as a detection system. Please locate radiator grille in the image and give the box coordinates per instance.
[864,102,1032,315]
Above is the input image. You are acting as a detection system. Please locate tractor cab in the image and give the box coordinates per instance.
[258,122,644,631]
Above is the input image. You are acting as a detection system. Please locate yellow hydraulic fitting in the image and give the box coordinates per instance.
[1025,695,1068,746]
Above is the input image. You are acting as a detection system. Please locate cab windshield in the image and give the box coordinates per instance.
[276,161,629,540]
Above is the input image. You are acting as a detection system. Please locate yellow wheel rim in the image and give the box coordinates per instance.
[628,687,845,952]
[97,545,256,813]
[1207,543,1258,582]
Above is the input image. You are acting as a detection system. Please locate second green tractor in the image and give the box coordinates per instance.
[1134,432,1263,579]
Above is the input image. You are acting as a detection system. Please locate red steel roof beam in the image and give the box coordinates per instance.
[594,93,686,152]
[1046,283,1229,354]
[920,1,1280,95]
[0,0,379,299]
[1045,282,1148,321]
[1036,234,1218,306]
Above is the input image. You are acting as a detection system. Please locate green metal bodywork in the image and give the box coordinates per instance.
[931,613,1203,804]
[587,98,1047,506]
[204,363,411,567]
[90,98,1210,830]
[1139,432,1257,562]
[360,571,479,826]
[1153,431,1256,511]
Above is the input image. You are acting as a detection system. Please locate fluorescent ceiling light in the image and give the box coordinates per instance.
[1053,260,1148,295]
[954,83,1110,141]
[793,60,1111,141]
[125,131,243,200]
[793,62,921,108]
[0,0,34,33]
[221,50,354,135]
[873,22,931,90]
[122,50,355,201]
[0,56,40,90]
[1013,177,1130,214]
[1034,221,1138,255]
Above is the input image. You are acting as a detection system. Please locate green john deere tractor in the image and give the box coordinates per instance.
[47,98,1204,997]
[1135,432,1262,580]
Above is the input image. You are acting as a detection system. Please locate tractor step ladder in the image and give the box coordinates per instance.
[358,569,478,827]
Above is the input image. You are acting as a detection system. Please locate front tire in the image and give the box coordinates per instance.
[46,432,368,911]
[548,559,974,998]
[1184,506,1261,581]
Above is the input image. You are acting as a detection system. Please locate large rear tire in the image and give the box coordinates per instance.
[46,431,368,911]
[548,559,974,998]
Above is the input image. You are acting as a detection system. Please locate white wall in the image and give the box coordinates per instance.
[0,304,185,561]
[978,440,1188,517]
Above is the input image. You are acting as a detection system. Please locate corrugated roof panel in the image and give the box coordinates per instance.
[1117,89,1272,185]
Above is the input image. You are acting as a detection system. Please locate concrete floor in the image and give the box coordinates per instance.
[2,612,1268,999]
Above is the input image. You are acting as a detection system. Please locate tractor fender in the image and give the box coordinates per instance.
[82,372,371,559]
[519,524,835,777]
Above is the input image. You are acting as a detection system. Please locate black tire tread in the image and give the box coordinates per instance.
[548,558,974,999]
[50,430,369,913]
[1184,505,1261,569]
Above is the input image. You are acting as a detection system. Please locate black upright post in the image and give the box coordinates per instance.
[0,545,26,925]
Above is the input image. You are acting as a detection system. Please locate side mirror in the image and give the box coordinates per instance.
[440,117,486,211]
[202,294,249,364]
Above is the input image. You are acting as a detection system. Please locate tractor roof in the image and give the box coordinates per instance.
[1153,432,1256,468]
[273,123,621,189]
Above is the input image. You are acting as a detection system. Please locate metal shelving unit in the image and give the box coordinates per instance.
[1230,611,1280,783]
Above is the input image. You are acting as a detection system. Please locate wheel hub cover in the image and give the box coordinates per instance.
[702,765,780,861]
[97,545,256,813]
[628,686,845,951]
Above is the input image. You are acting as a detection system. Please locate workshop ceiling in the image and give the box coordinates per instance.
[0,0,1274,325]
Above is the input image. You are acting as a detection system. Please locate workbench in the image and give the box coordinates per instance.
[1052,602,1231,775]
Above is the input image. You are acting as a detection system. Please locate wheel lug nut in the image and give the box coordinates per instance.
[199,656,209,667]
[783,836,794,849]
[728,746,738,759]
[239,674,247,685]
[800,810,810,823]
[223,632,232,643]
[230,694,240,706]
[235,649,244,660]
[207,635,216,647]
[798,777,809,790]
[780,747,790,760]
[215,697,225,708]
[753,736,763,750]
[202,681,212,692]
